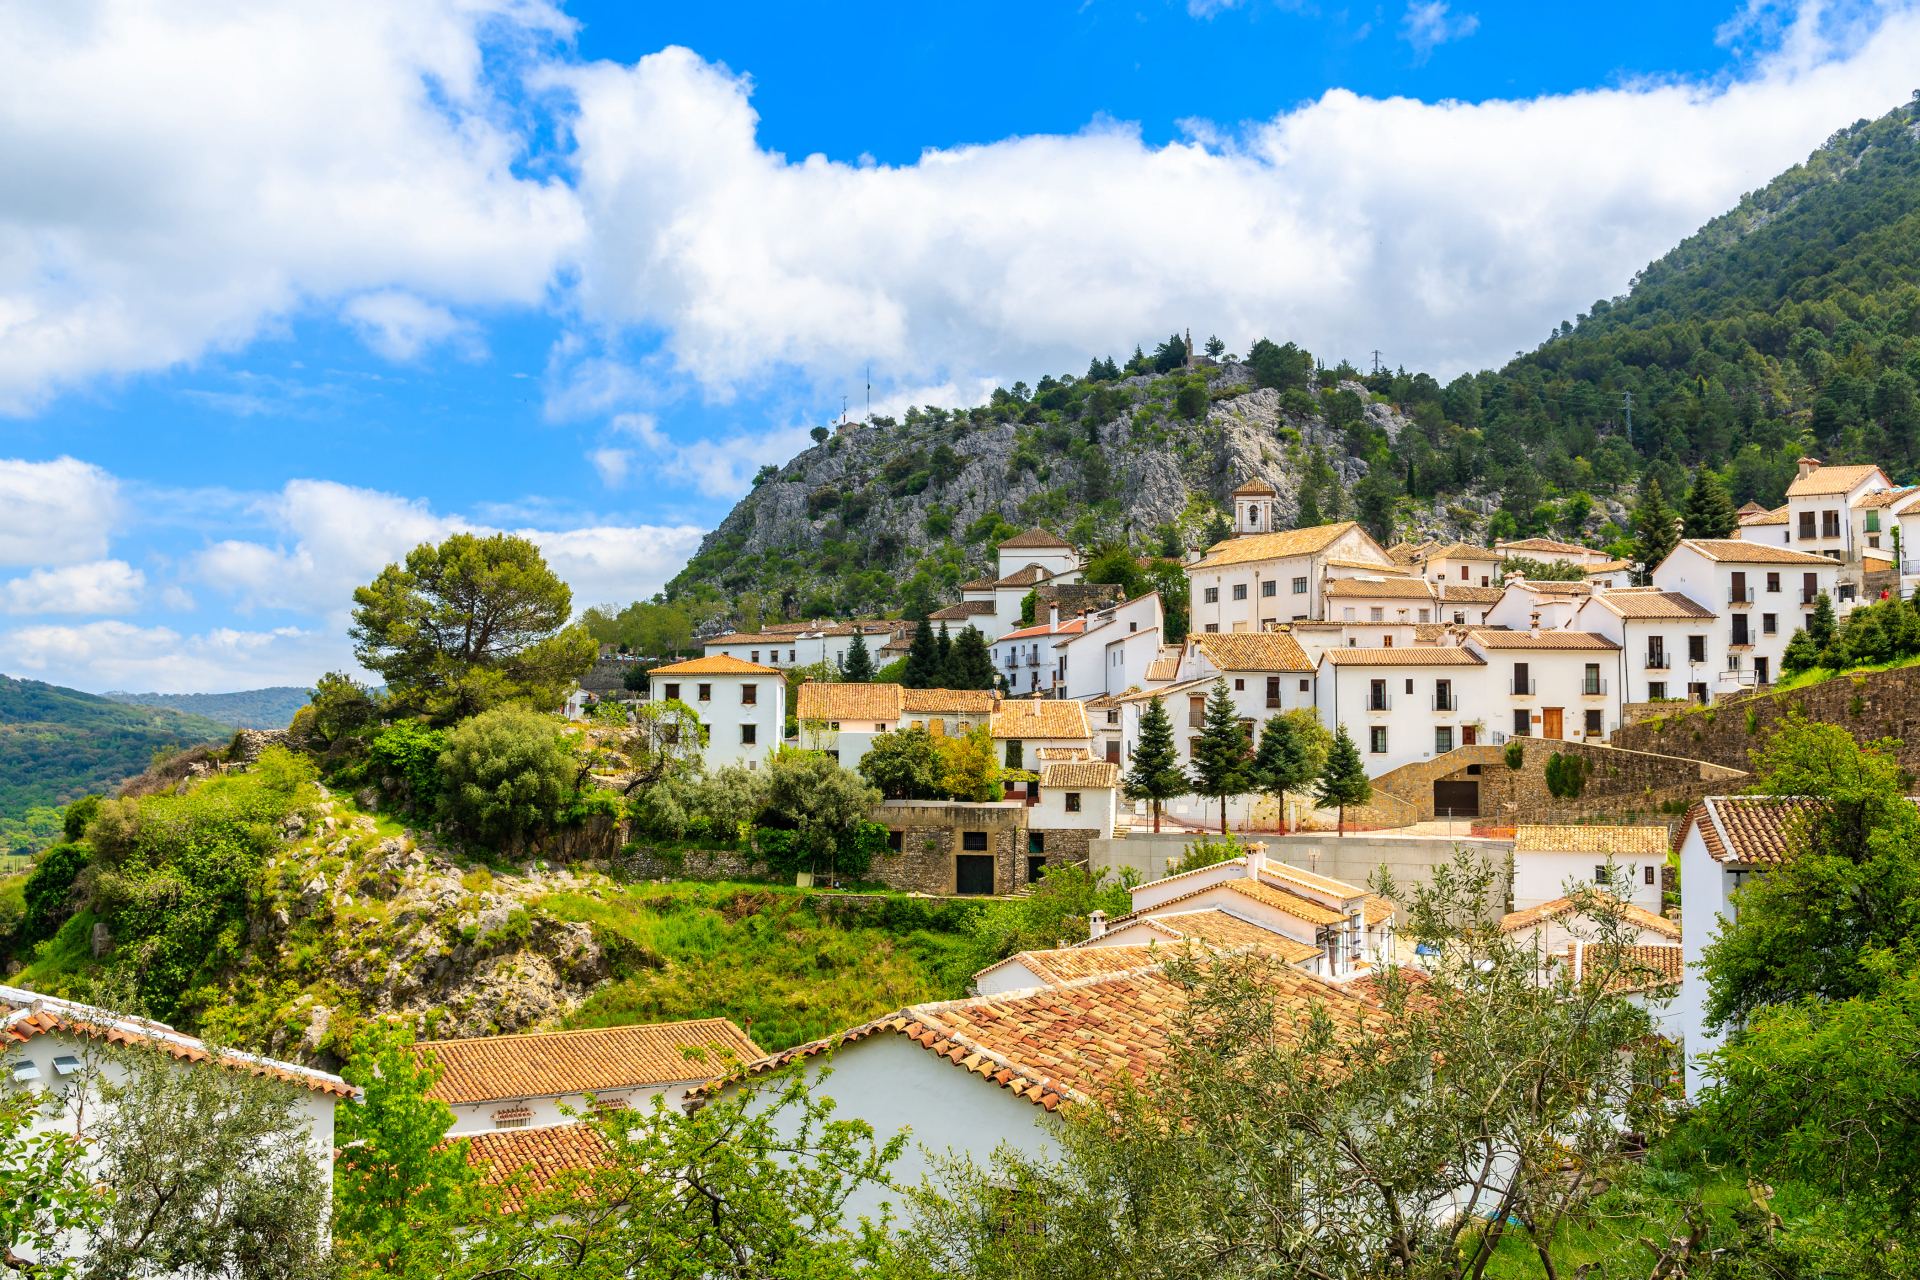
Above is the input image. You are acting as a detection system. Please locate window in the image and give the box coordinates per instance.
[1028,832,1044,855]
[1762,613,1776,635]
[1822,510,1841,538]
[1644,865,1657,886]
[886,830,903,851]
[1870,535,1881,549]
[1266,676,1280,706]
[1262,580,1277,597]
[1299,679,1309,691]
[741,684,757,705]
[1798,511,1816,540]
[1342,608,1355,622]
[750,650,759,663]
[1383,635,1394,647]
[1453,611,1465,625]
[1405,679,1414,694]
[1419,609,1430,623]
[1687,636,1705,663]
[663,683,681,702]
[1732,614,1750,645]
[962,831,989,851]
[1369,607,1384,622]
[1189,696,1205,727]
[1369,679,1388,710]
[1583,663,1600,695]
[1129,621,1137,631]
[1649,681,1666,700]
[1232,583,1248,600]
[741,724,757,744]
[1513,708,1531,736]
[1594,865,1612,885]
[1866,510,1881,533]
[697,683,712,701]
[1232,677,1245,691]
[1369,726,1388,753]
[1204,587,1219,603]
[1107,709,1118,723]
[1459,565,1469,580]
[1766,572,1780,593]
[1292,576,1308,593]
[1435,726,1453,753]
[1205,623,1219,633]
[788,650,796,662]
[1585,709,1602,735]
[1065,792,1082,812]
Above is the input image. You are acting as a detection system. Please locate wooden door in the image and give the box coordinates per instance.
[955,855,996,895]
[1433,780,1479,817]
[1541,707,1563,738]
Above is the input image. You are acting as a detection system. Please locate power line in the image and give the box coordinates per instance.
[1622,390,1634,445]
[1370,350,1384,375]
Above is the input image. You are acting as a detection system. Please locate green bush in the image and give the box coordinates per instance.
[437,705,572,843]
[1543,753,1590,799]
[1504,740,1526,771]
[367,721,448,812]
[23,842,89,942]
[62,795,102,843]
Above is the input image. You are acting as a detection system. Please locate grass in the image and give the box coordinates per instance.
[1767,650,1920,695]
[540,881,986,1052]
[1470,1172,1751,1279]
[15,909,99,997]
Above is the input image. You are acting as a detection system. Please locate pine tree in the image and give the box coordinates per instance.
[1124,696,1186,834]
[902,623,938,689]
[1781,627,1819,677]
[1249,714,1315,831]
[1296,484,1323,529]
[934,622,955,687]
[1682,469,1738,539]
[1632,479,1681,584]
[1809,592,1837,651]
[952,626,997,690]
[1314,723,1374,838]
[1188,679,1251,834]
[842,631,874,683]
[1204,511,1232,547]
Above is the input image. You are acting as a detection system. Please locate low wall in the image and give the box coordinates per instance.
[1372,739,1744,827]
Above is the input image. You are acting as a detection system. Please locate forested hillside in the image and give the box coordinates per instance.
[0,674,233,853]
[101,686,311,730]
[663,97,1920,626]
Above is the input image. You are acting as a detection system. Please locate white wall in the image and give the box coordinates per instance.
[1512,849,1661,913]
[1314,659,1486,778]
[1653,547,1837,692]
[443,1082,704,1135]
[1677,824,1743,1096]
[648,673,786,769]
[1464,644,1620,742]
[1031,785,1116,840]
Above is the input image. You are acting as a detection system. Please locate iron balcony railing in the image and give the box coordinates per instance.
[1367,691,1393,711]
[1645,655,1670,669]
[1432,692,1454,712]
[1801,589,1828,605]
[1728,590,1753,605]
[1510,679,1536,695]
[1582,678,1609,696]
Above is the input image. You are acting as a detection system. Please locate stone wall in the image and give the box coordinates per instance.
[1371,740,1745,827]
[1610,665,1920,780]
[871,800,1030,895]
[617,844,767,882]
[1028,827,1093,875]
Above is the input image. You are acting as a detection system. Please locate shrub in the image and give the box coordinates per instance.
[436,705,572,843]
[367,721,448,812]
[1543,753,1590,799]
[23,842,89,942]
[1504,740,1526,771]
[62,794,102,843]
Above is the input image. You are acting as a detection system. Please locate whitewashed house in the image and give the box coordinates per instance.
[1510,824,1670,913]
[1030,760,1121,843]
[1314,646,1489,775]
[1418,542,1503,590]
[643,655,787,770]
[1499,894,1680,960]
[421,1020,764,1135]
[991,697,1093,773]
[703,622,894,673]
[1052,592,1165,699]
[1324,575,1440,628]
[1493,537,1616,568]
[1463,628,1623,744]
[1650,540,1839,694]
[1781,458,1889,600]
[791,683,996,769]
[1570,587,1720,706]
[1186,521,1398,633]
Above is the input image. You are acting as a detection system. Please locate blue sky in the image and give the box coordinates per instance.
[2,0,1918,694]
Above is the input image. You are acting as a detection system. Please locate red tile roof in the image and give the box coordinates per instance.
[420,1020,765,1105]
[1498,895,1679,941]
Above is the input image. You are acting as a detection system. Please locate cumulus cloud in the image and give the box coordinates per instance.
[0,619,338,694]
[0,0,584,412]
[2,559,144,615]
[0,456,122,566]
[342,290,482,361]
[525,523,708,605]
[556,7,1920,388]
[1400,2,1480,60]
[583,411,819,499]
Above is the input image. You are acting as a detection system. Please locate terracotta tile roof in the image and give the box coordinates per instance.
[997,621,1066,641]
[992,698,1090,740]
[1039,761,1121,788]
[704,631,804,646]
[1785,463,1886,497]
[1742,505,1789,525]
[1141,909,1323,964]
[994,565,1055,587]
[1551,944,1685,994]
[1192,522,1369,569]
[0,987,357,1098]
[1115,675,1214,704]
[1498,895,1680,941]
[1427,542,1502,561]
[1584,560,1632,574]
[1325,557,1415,574]
[1679,539,1838,565]
[818,621,894,636]
[462,1125,610,1204]
[1515,580,1593,595]
[1232,479,1279,495]
[1413,623,1447,641]
[1035,746,1094,760]
[1498,537,1596,556]
[1853,485,1920,509]
[1514,825,1671,855]
[1194,632,1314,672]
[649,654,784,676]
[958,576,1001,591]
[1587,591,1716,620]
[1467,629,1620,651]
[1386,542,1428,565]
[1438,584,1505,603]
[1321,647,1485,665]
[975,945,1169,989]
[1736,501,1769,515]
[930,601,997,621]
[1144,653,1181,680]
[1325,577,1437,600]
[999,528,1075,549]
[900,688,997,714]
[795,682,904,722]
[420,1020,765,1105]
[1676,796,1826,866]
[1264,860,1367,900]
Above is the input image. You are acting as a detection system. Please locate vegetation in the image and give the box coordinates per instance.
[1123,695,1186,833]
[436,705,574,843]
[1315,724,1373,833]
[1187,679,1250,833]
[98,686,313,730]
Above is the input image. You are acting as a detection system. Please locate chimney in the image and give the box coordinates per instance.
[1505,570,1525,586]
[1244,846,1264,880]
[1048,600,1060,631]
[1346,904,1365,976]
[1529,612,1541,631]
[1797,456,1822,481]
[1088,909,1107,940]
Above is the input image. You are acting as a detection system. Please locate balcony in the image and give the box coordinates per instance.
[1510,679,1536,696]
[1801,590,1828,605]
[1431,693,1455,712]
[1581,678,1609,697]
[1645,655,1670,670]
[1729,635,1754,649]
[1727,590,1753,607]
[1366,691,1393,712]
[1266,696,1282,708]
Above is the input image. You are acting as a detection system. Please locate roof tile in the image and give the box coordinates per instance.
[991,699,1090,740]
[1194,632,1315,672]
[1785,464,1886,497]
[795,682,904,722]
[420,1020,764,1105]
[1193,522,1378,570]
[649,655,784,676]
[1498,895,1679,940]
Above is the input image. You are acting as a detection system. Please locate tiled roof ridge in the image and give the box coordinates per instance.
[415,1016,755,1053]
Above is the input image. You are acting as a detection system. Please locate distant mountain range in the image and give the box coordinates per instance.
[1,674,237,852]
[101,686,311,731]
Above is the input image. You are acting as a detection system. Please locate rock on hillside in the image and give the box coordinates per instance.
[670,365,1497,614]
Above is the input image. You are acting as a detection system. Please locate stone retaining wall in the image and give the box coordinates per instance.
[1372,739,1744,827]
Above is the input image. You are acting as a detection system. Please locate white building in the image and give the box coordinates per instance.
[1493,537,1616,568]
[1571,587,1720,706]
[1650,540,1840,693]
[1781,457,1889,599]
[952,528,1087,641]
[1052,592,1166,699]
[703,622,894,673]
[991,698,1092,774]
[1464,629,1624,744]
[1499,894,1680,961]
[422,1020,764,1135]
[1030,760,1121,841]
[1324,575,1440,627]
[1419,542,1504,589]
[644,655,787,769]
[1314,646,1490,775]
[1187,521,1399,633]
[790,683,997,768]
[1509,824,1670,913]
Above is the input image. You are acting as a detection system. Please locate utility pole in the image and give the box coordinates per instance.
[1622,390,1634,444]
[841,395,848,424]
[1370,350,1384,375]
[865,365,871,422]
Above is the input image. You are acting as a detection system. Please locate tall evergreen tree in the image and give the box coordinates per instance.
[934,622,955,687]
[952,626,997,690]
[1249,714,1315,831]
[1204,511,1233,547]
[1314,724,1373,838]
[1124,696,1186,834]
[1189,679,1251,834]
[1632,479,1681,584]
[901,623,938,689]
[1295,484,1323,529]
[1809,592,1838,651]
[1682,468,1738,539]
[842,630,874,683]
[1780,627,1819,678]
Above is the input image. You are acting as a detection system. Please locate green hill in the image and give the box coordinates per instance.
[100,686,311,730]
[0,674,234,853]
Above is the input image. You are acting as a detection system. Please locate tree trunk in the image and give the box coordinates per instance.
[1152,799,1161,833]
[1220,797,1228,834]
[1338,802,1346,836]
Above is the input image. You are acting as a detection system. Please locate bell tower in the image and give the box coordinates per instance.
[1232,480,1278,536]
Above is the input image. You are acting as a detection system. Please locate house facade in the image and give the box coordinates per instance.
[1185,521,1398,633]
[1781,458,1890,599]
[1510,824,1670,912]
[1650,540,1840,694]
[643,655,787,769]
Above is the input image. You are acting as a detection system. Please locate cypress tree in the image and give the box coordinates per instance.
[1314,724,1374,838]
[1205,511,1233,547]
[1296,484,1323,529]
[1249,713,1314,831]
[1632,479,1681,584]
[842,630,875,683]
[934,622,955,687]
[952,626,997,690]
[1124,696,1186,834]
[1781,628,1819,677]
[1682,469,1738,539]
[1189,679,1251,834]
[1809,592,1837,651]
[902,623,938,689]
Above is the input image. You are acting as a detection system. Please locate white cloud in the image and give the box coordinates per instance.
[1400,2,1480,60]
[523,524,708,606]
[342,290,482,361]
[580,410,817,498]
[2,559,144,615]
[0,619,340,694]
[0,456,122,566]
[555,8,1920,387]
[0,0,585,412]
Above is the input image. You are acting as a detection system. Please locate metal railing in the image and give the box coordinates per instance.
[1645,655,1670,669]
[1729,631,1753,648]
[1801,590,1828,605]
[1368,692,1393,711]
[1581,678,1609,696]
[1727,590,1753,605]
[1431,693,1454,712]
[1510,679,1536,695]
